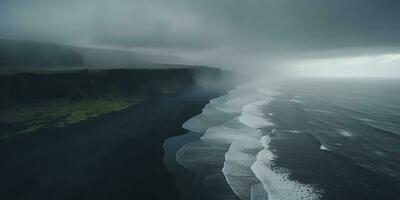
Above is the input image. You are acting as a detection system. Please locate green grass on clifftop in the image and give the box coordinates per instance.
[0,96,143,137]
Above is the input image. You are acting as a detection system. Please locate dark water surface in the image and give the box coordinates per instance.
[269,78,400,199]
[165,78,400,200]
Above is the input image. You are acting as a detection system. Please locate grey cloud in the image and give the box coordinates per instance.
[1,0,400,72]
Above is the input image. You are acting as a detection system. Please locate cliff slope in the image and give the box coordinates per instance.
[0,67,224,137]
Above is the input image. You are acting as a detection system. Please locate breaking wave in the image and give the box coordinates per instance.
[176,82,321,200]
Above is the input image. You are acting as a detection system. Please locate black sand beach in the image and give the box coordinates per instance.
[0,89,221,200]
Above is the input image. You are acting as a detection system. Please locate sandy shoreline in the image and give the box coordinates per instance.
[0,89,221,200]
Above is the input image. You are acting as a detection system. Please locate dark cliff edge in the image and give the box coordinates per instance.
[0,67,230,137]
[0,68,201,106]
[0,40,237,200]
[0,39,237,137]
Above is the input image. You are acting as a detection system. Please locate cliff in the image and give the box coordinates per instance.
[0,67,222,107]
[0,39,231,137]
[0,67,225,136]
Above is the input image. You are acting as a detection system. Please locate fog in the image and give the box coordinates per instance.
[1,0,400,77]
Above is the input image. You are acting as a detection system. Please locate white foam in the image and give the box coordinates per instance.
[222,129,264,199]
[251,183,269,200]
[178,82,322,200]
[285,130,302,134]
[223,85,320,200]
[201,124,260,145]
[239,115,274,129]
[251,136,321,200]
[356,117,375,122]
[182,95,236,133]
[182,85,270,133]
[336,129,353,137]
[320,145,329,151]
[290,99,303,103]
[239,100,274,129]
[308,109,334,114]
[220,86,277,199]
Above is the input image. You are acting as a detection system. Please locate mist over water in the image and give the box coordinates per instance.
[2,1,400,199]
[169,78,400,200]
[2,0,400,75]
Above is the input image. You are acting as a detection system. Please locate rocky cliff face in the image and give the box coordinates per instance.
[0,67,222,107]
[0,67,228,136]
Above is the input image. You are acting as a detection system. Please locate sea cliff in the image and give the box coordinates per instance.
[0,67,225,137]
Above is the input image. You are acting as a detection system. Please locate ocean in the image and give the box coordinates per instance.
[164,78,400,200]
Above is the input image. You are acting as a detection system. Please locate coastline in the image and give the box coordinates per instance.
[0,89,222,200]
[0,67,220,138]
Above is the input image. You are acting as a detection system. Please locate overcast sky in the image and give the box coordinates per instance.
[1,0,400,76]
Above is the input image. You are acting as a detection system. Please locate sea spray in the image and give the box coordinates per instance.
[250,135,321,200]
[177,82,321,199]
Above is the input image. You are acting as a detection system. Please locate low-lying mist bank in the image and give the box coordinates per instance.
[0,67,234,137]
[0,39,185,69]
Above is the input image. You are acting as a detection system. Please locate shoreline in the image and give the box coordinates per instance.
[163,131,201,200]
[0,89,222,200]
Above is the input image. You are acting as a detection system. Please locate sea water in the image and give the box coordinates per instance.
[172,78,400,200]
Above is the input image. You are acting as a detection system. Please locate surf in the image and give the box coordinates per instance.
[175,81,321,200]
